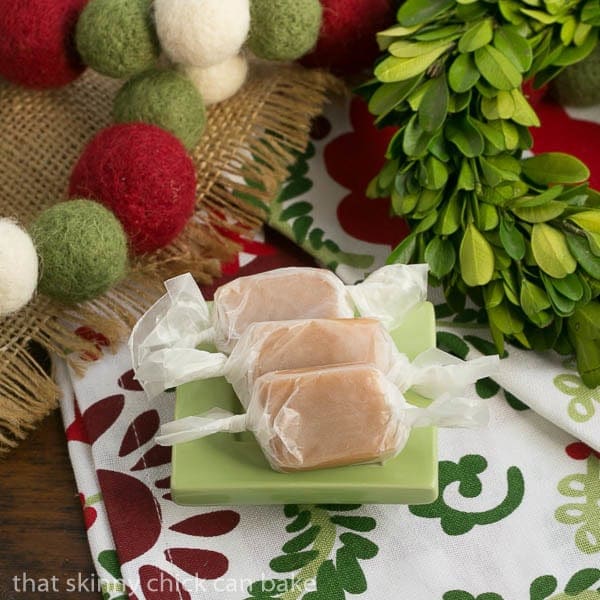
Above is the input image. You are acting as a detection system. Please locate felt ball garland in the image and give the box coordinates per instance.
[154,0,251,68]
[0,0,391,311]
[30,200,128,304]
[0,220,39,316]
[113,69,206,150]
[248,0,323,62]
[69,124,197,255]
[75,0,160,79]
[0,0,88,89]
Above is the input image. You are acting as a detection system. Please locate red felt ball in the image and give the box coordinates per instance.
[0,0,89,89]
[300,0,395,75]
[69,123,197,255]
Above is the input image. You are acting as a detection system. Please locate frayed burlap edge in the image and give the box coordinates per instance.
[0,64,344,456]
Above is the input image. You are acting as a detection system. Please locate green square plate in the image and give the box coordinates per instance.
[172,302,438,506]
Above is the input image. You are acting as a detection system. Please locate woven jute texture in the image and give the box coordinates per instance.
[0,65,342,456]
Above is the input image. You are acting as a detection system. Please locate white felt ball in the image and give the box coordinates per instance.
[184,54,249,105]
[0,219,39,316]
[154,0,250,68]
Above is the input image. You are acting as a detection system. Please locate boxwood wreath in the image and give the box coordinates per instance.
[362,0,600,387]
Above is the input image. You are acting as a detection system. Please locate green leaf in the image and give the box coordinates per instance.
[478,203,499,231]
[457,159,476,190]
[340,532,378,559]
[464,333,502,356]
[543,274,578,316]
[521,279,551,324]
[292,215,313,244]
[504,390,529,411]
[389,39,454,58]
[330,515,376,532]
[586,230,600,256]
[532,223,577,278]
[416,187,443,212]
[415,24,464,41]
[460,224,495,286]
[459,19,494,53]
[522,153,590,185]
[499,218,526,260]
[437,331,469,359]
[554,30,599,66]
[368,77,422,118]
[488,302,524,334]
[423,156,449,189]
[377,24,422,46]
[392,189,419,214]
[336,546,367,594]
[404,114,434,157]
[282,526,320,553]
[476,377,501,398]
[569,210,600,233]
[449,89,473,112]
[512,201,566,223]
[375,45,452,82]
[495,90,516,119]
[286,510,311,532]
[449,53,481,92]
[493,26,533,72]
[425,237,456,277]
[474,45,523,90]
[284,504,300,517]
[566,233,600,278]
[529,574,558,600]
[473,119,506,151]
[387,234,417,264]
[436,191,462,234]
[98,550,122,581]
[551,272,584,301]
[270,550,319,572]
[564,568,600,595]
[280,201,312,221]
[511,185,563,208]
[446,116,485,157]
[413,209,439,232]
[510,88,541,126]
[484,280,505,309]
[419,74,449,132]
[397,0,455,26]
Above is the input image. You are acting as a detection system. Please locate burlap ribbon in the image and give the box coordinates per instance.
[0,65,342,455]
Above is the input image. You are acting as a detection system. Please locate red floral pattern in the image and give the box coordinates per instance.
[324,97,410,248]
[565,441,600,460]
[170,511,241,537]
[97,470,162,565]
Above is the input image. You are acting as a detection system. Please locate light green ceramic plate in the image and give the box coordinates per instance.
[172,302,438,506]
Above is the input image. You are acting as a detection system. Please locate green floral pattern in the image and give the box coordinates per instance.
[410,454,525,535]
[444,568,600,599]
[554,373,600,423]
[245,505,378,600]
[555,456,600,555]
[269,143,374,271]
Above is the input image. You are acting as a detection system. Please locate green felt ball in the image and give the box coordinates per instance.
[76,0,160,79]
[113,68,206,150]
[30,199,128,304]
[554,44,600,107]
[248,0,322,61]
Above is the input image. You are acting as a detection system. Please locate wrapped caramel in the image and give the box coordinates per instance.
[133,316,498,406]
[156,364,488,472]
[129,264,429,380]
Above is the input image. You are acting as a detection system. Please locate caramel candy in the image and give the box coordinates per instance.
[228,318,396,408]
[249,364,405,472]
[213,267,354,352]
